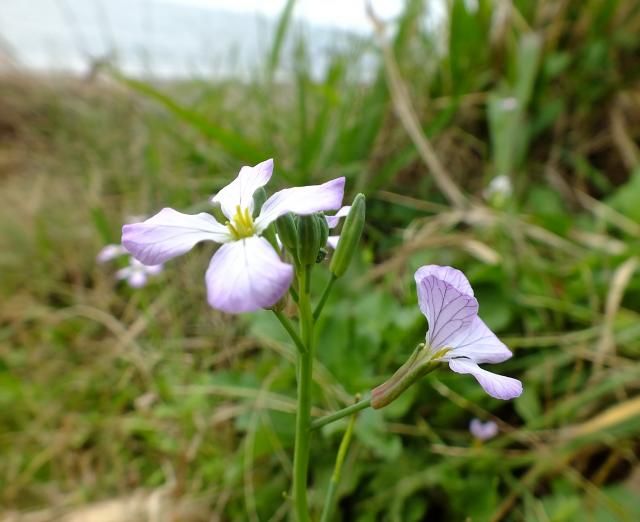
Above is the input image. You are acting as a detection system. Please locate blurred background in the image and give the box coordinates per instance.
[1,0,640,520]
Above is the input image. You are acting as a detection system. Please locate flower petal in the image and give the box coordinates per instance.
[97,244,127,263]
[445,316,513,364]
[205,236,294,313]
[128,271,148,288]
[122,208,231,265]
[211,159,274,219]
[131,258,164,276]
[448,358,522,400]
[469,419,499,440]
[325,206,351,228]
[415,272,478,349]
[254,177,345,232]
[414,265,474,297]
[115,267,132,281]
[327,235,339,250]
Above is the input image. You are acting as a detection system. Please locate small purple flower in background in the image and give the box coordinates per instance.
[115,258,163,288]
[122,159,345,313]
[325,206,351,249]
[415,265,522,400]
[97,243,163,288]
[469,418,499,441]
[97,244,128,263]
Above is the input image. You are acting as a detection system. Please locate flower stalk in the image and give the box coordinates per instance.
[310,397,371,431]
[319,406,358,522]
[292,265,314,521]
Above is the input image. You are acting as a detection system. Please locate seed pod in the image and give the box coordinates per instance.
[297,213,328,266]
[330,193,365,278]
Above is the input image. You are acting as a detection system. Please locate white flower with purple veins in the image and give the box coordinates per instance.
[415,265,523,400]
[469,418,499,441]
[122,159,345,313]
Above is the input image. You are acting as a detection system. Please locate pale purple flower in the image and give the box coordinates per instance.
[116,258,164,288]
[122,159,345,313]
[325,206,351,249]
[415,265,522,400]
[97,244,128,263]
[469,418,499,441]
[98,242,163,288]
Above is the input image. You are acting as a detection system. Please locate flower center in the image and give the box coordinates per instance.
[226,205,256,240]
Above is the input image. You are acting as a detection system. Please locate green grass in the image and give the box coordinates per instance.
[1,0,640,520]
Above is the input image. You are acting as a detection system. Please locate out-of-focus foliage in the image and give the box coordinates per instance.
[1,0,640,520]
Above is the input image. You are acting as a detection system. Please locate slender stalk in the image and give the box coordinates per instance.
[289,285,299,303]
[319,411,357,522]
[313,275,336,320]
[292,265,314,521]
[311,398,371,431]
[273,309,306,354]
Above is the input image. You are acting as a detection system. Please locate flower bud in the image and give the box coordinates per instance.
[329,193,365,278]
[297,213,329,266]
[252,187,280,250]
[275,213,298,256]
[252,187,268,214]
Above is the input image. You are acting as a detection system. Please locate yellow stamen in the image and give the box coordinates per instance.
[226,205,255,240]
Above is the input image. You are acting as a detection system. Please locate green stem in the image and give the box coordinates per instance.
[310,398,371,431]
[319,410,357,522]
[313,275,336,320]
[292,265,314,521]
[272,309,305,354]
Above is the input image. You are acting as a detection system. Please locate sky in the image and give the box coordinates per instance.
[156,0,407,32]
[0,0,433,77]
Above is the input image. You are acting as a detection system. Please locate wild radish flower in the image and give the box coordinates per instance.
[469,418,499,441]
[413,265,522,400]
[116,257,163,288]
[372,265,522,408]
[98,243,163,288]
[122,159,345,313]
[97,244,128,263]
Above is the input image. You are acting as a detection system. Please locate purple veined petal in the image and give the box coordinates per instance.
[122,208,231,266]
[205,236,294,313]
[444,316,513,364]
[254,177,345,233]
[415,273,478,350]
[327,235,339,250]
[211,159,274,219]
[97,244,127,263]
[469,418,499,440]
[414,265,474,297]
[325,206,351,228]
[448,358,523,400]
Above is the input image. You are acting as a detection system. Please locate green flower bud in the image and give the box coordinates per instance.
[252,187,268,214]
[253,188,279,251]
[297,213,329,266]
[275,213,298,257]
[330,193,365,278]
